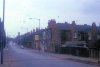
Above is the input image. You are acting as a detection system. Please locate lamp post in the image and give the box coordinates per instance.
[29,18,40,51]
[29,18,40,30]
[0,0,5,64]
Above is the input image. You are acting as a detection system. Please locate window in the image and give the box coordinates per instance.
[88,33,91,40]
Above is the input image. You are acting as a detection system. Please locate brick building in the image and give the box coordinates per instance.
[39,19,100,52]
[16,19,100,53]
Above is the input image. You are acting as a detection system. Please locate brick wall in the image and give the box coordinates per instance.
[91,23,97,45]
[48,19,61,52]
[70,21,78,41]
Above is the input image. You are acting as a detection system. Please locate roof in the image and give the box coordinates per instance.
[34,28,50,35]
[57,23,100,32]
[76,25,91,32]
[57,23,71,30]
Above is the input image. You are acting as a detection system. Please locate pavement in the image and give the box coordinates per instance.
[0,44,99,67]
[25,48,100,66]
[0,48,17,67]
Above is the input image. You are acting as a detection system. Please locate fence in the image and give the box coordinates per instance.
[89,48,100,62]
[60,46,100,60]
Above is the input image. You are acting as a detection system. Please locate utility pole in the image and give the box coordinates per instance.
[1,0,5,64]
[38,19,40,30]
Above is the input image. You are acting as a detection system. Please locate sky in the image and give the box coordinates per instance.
[0,0,100,37]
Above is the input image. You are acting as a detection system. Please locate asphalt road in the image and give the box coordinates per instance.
[6,41,98,67]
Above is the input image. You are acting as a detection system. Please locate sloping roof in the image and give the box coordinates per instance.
[34,28,50,35]
[76,25,91,32]
[57,23,71,30]
[56,23,100,33]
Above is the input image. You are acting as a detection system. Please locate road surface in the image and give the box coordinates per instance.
[4,41,98,67]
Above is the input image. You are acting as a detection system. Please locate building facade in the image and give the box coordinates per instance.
[40,19,100,52]
[16,19,100,53]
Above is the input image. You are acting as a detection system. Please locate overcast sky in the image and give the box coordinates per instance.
[0,0,100,37]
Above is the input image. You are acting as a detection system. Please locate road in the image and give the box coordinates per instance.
[4,41,98,67]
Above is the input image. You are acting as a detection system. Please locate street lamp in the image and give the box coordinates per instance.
[29,18,41,51]
[21,22,29,33]
[29,18,40,30]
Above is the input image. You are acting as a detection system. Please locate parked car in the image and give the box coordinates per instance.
[20,45,24,49]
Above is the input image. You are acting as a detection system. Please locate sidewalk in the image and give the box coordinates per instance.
[28,49,100,66]
[0,48,17,67]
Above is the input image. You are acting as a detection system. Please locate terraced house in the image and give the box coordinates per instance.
[17,19,100,53]
[34,19,100,53]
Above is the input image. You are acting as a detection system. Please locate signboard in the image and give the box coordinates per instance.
[35,35,39,40]
[73,33,77,38]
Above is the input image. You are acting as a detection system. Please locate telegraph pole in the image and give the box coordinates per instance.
[1,0,5,64]
[3,0,5,22]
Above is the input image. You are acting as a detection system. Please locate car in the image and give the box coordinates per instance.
[20,45,24,49]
